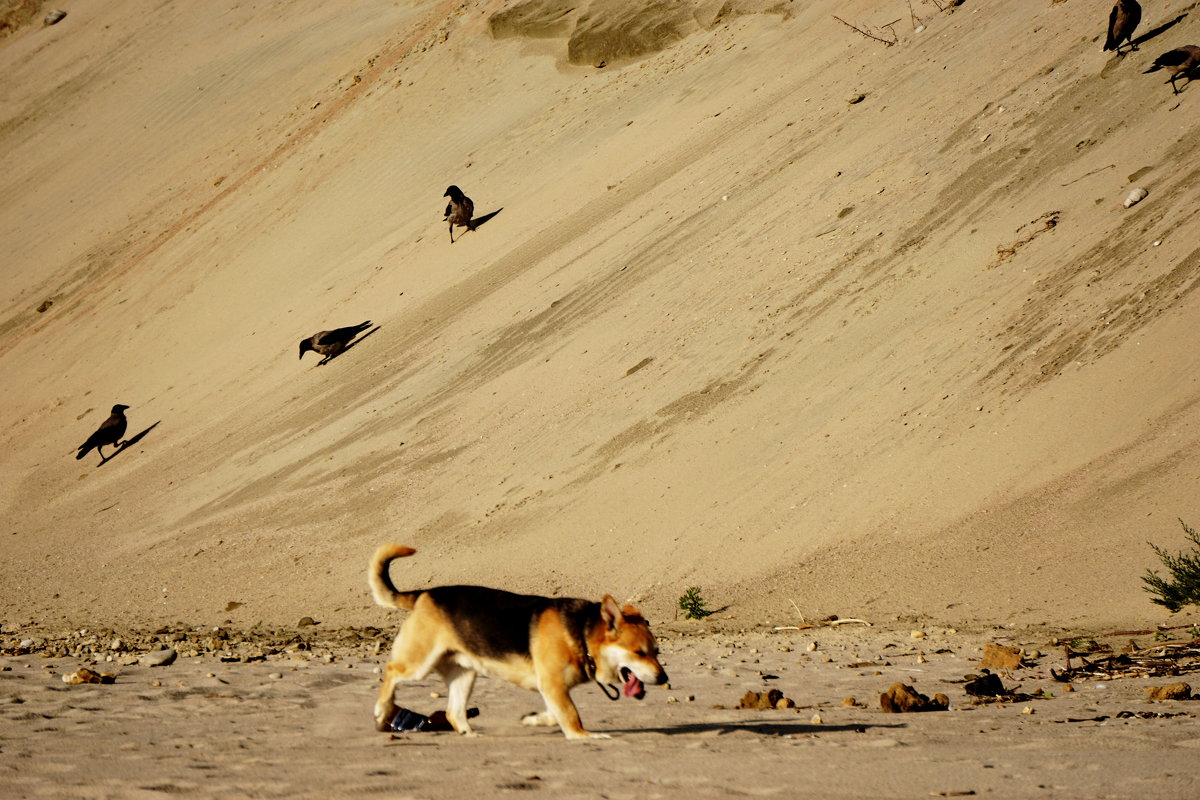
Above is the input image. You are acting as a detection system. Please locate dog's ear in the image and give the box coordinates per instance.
[601,595,623,630]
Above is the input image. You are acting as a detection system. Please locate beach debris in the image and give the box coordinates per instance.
[141,648,177,667]
[964,671,1007,697]
[1145,681,1192,701]
[980,643,1024,671]
[62,667,114,685]
[1122,187,1148,208]
[44,10,67,26]
[880,683,949,712]
[36,299,52,313]
[847,93,866,105]
[1051,638,1200,682]
[991,211,1061,267]
[738,689,795,710]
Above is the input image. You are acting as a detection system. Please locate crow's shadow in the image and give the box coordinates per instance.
[96,421,161,468]
[317,325,381,366]
[1131,13,1188,49]
[470,208,503,232]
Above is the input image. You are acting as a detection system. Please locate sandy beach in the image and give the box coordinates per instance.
[3,0,1200,796]
[4,622,1200,798]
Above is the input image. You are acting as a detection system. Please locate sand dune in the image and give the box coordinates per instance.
[2,0,1200,639]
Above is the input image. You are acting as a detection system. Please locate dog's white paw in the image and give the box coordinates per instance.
[521,711,556,727]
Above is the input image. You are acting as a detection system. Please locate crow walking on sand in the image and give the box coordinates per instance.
[1144,45,1200,93]
[75,404,129,463]
[443,185,475,243]
[1104,0,1141,55]
[298,321,372,365]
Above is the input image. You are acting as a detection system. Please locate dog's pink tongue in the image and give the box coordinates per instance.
[623,672,645,699]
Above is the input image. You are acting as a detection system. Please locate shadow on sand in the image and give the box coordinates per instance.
[317,325,381,366]
[96,421,161,468]
[601,719,906,737]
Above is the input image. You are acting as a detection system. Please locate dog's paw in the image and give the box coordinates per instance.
[521,711,555,727]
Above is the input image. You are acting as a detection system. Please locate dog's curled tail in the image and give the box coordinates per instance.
[369,543,420,610]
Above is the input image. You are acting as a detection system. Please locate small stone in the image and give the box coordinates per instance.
[1146,682,1191,701]
[268,672,283,680]
[1021,706,1034,715]
[847,93,866,105]
[810,713,823,724]
[880,683,948,713]
[842,697,858,707]
[297,616,317,627]
[911,630,926,640]
[667,696,678,703]
[109,638,124,652]
[980,644,1023,671]
[806,641,818,652]
[916,654,927,664]
[141,648,177,668]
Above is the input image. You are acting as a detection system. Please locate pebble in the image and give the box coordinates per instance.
[1122,188,1148,208]
[141,648,177,668]
[847,93,866,105]
[911,630,926,640]
[268,672,283,680]
[810,713,823,724]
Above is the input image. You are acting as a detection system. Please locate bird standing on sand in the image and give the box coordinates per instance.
[443,185,475,243]
[75,404,129,463]
[1104,0,1141,55]
[1144,45,1200,94]
[1104,0,1142,55]
[298,321,372,365]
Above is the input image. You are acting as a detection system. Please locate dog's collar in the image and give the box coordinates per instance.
[577,614,621,702]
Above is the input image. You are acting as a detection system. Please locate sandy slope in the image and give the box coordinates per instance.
[1,0,1200,637]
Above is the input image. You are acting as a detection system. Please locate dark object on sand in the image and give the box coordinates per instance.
[298,321,372,365]
[76,404,129,463]
[1103,0,1141,55]
[443,185,475,243]
[386,706,478,732]
[1144,45,1200,94]
[879,683,949,712]
[44,10,67,26]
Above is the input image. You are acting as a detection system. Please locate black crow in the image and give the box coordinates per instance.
[443,185,475,243]
[1144,45,1200,93]
[299,321,372,365]
[1104,0,1141,55]
[76,404,129,463]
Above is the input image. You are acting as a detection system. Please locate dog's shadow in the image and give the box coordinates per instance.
[603,719,906,737]
[318,325,381,366]
[97,421,161,468]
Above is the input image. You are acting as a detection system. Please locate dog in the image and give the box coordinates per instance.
[369,543,668,740]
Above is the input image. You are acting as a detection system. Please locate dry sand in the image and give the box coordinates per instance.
[3,0,1200,795]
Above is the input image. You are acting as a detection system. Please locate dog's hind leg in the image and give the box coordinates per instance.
[437,661,478,735]
[374,632,442,731]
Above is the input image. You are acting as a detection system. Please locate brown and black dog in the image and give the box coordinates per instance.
[369,543,668,739]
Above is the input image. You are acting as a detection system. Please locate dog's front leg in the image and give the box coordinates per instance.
[537,677,609,740]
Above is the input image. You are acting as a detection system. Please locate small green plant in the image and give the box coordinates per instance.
[1143,519,1200,613]
[678,586,713,620]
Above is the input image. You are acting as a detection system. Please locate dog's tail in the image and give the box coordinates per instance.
[369,543,421,610]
